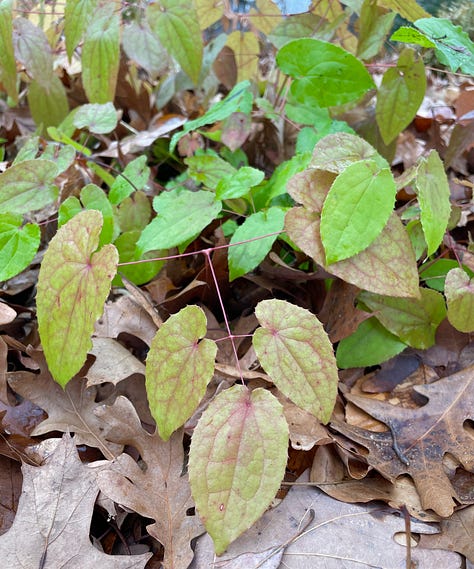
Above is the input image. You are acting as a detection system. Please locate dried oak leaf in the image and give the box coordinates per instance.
[8,349,122,458]
[0,435,151,568]
[96,396,203,569]
[331,366,474,517]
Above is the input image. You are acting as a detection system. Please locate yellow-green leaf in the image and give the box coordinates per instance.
[82,3,120,103]
[0,0,17,103]
[226,31,259,83]
[0,214,40,281]
[445,268,474,333]
[37,210,118,386]
[189,385,288,554]
[64,0,97,61]
[27,76,69,128]
[378,0,429,21]
[146,306,217,441]
[253,299,338,423]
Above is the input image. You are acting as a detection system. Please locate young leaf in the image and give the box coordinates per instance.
[0,214,40,281]
[0,0,17,103]
[216,167,264,200]
[146,305,217,441]
[277,39,375,108]
[64,0,97,61]
[36,210,118,387]
[320,160,396,264]
[136,189,222,255]
[147,0,202,84]
[376,48,426,145]
[359,288,446,349]
[189,385,288,555]
[336,317,407,368]
[253,299,338,423]
[82,3,120,103]
[415,150,451,256]
[445,268,474,333]
[228,207,285,281]
[0,159,58,215]
[170,81,252,153]
[309,132,388,173]
[73,102,118,134]
[109,156,150,205]
[285,209,420,298]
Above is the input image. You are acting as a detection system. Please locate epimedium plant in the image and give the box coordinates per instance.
[1,0,474,556]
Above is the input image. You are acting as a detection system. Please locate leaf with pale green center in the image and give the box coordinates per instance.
[146,305,216,441]
[36,210,118,387]
[359,288,446,349]
[376,48,426,145]
[415,150,451,256]
[64,0,97,60]
[0,0,17,103]
[147,0,202,84]
[228,207,285,281]
[321,160,396,264]
[82,3,120,103]
[285,208,419,298]
[136,188,222,255]
[0,159,58,215]
[253,299,338,422]
[73,103,118,134]
[445,268,474,333]
[0,214,40,281]
[309,133,388,172]
[189,385,288,555]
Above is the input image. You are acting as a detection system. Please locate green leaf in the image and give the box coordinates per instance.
[80,184,115,245]
[390,26,436,48]
[415,150,451,256]
[147,0,202,83]
[376,48,426,145]
[445,268,474,333]
[122,20,167,77]
[40,143,76,174]
[73,103,118,134]
[359,288,446,349]
[419,259,474,292]
[36,210,118,386]
[285,209,420,298]
[169,81,252,153]
[378,0,429,22]
[82,3,120,103]
[357,0,396,60]
[185,154,236,190]
[320,160,396,264]
[276,39,375,108]
[415,18,474,74]
[58,196,82,228]
[268,13,330,49]
[116,191,152,232]
[253,299,338,423]
[137,189,222,254]
[146,306,217,441]
[0,159,58,214]
[0,214,40,281]
[64,0,97,61]
[0,0,17,103]
[27,76,69,128]
[336,317,407,368]
[113,230,164,286]
[309,133,388,172]
[109,156,150,205]
[216,167,264,200]
[228,207,285,281]
[189,385,288,554]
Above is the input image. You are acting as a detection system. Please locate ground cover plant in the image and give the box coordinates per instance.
[0,0,473,567]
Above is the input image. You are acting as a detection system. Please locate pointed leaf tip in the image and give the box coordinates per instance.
[146,305,217,440]
[37,210,118,386]
[253,299,338,423]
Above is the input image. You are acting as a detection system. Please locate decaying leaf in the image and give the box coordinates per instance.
[96,396,203,569]
[0,435,151,568]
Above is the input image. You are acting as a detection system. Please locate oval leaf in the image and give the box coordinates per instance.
[0,214,40,281]
[73,102,118,134]
[253,299,338,423]
[37,210,118,386]
[189,385,288,555]
[445,268,474,333]
[146,305,217,441]
[320,160,396,264]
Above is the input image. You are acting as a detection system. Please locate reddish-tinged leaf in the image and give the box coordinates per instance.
[253,299,338,423]
[189,385,288,555]
[287,168,336,212]
[445,268,474,332]
[285,208,419,298]
[146,305,217,441]
[36,210,118,387]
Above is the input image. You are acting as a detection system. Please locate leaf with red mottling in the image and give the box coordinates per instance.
[445,268,474,332]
